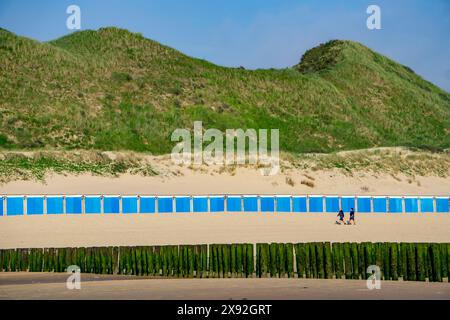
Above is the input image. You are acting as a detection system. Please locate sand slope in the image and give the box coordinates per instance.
[1,169,450,196]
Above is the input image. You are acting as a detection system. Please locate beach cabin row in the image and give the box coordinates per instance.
[0,195,449,215]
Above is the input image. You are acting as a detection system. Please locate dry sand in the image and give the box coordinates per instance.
[1,213,449,249]
[0,273,449,300]
[1,168,449,196]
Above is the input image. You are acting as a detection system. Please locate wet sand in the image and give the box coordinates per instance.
[0,273,448,300]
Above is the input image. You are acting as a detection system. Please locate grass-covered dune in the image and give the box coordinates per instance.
[0,27,449,154]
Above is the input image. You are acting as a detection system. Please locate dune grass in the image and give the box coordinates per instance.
[0,151,158,183]
[290,148,450,177]
[0,148,448,184]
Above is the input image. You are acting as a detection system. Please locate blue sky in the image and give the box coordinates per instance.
[1,0,449,91]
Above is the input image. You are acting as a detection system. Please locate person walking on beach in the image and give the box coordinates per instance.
[348,208,355,225]
[336,209,345,225]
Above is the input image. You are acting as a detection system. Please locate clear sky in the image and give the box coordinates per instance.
[1,0,449,91]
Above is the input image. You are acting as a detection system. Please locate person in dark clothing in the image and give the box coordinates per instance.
[336,209,345,225]
[348,208,355,225]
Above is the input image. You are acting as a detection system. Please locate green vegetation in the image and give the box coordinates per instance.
[0,28,449,155]
[0,147,449,184]
[290,148,450,177]
[2,242,448,282]
[0,151,158,183]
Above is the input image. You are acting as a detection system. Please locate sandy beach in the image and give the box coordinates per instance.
[1,165,448,301]
[0,213,449,249]
[1,166,449,248]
